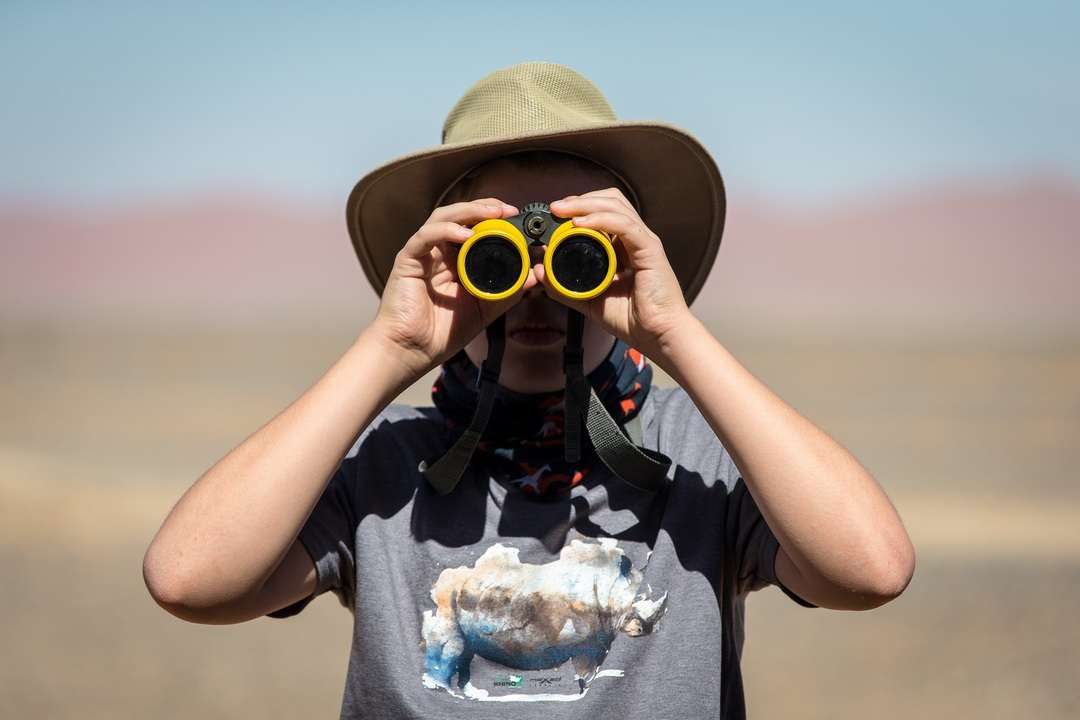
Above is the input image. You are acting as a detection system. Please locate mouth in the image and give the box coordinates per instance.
[507,323,566,346]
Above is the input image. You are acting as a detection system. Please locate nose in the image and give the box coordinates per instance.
[524,275,544,297]
[527,243,545,266]
[524,245,546,295]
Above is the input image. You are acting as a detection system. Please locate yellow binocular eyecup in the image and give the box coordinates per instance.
[456,201,617,301]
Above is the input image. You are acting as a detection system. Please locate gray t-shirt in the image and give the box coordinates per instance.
[267,384,815,718]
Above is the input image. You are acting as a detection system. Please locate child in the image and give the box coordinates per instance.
[144,61,915,719]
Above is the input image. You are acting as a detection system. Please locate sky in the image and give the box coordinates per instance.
[2,1,1078,206]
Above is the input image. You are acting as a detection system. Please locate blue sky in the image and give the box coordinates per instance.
[2,1,1077,206]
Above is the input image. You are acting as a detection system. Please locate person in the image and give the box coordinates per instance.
[143,61,915,718]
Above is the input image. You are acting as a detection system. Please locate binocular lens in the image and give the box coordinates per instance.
[461,237,523,294]
[550,234,610,293]
[457,212,614,301]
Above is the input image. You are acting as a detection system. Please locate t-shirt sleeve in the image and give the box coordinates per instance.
[655,386,816,609]
[727,476,817,608]
[265,452,362,619]
[264,403,437,619]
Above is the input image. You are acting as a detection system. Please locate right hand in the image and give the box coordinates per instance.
[370,197,536,378]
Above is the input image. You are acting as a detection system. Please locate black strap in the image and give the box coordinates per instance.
[420,308,673,496]
[562,309,585,463]
[562,308,671,493]
[581,383,671,493]
[418,314,505,495]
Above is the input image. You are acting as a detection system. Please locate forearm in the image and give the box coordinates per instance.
[143,325,417,613]
[655,313,915,607]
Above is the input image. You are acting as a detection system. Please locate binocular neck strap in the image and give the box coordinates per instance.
[562,309,586,464]
[563,308,672,493]
[420,309,672,496]
[419,314,506,495]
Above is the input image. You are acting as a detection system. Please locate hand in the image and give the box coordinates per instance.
[370,197,538,379]
[543,188,694,358]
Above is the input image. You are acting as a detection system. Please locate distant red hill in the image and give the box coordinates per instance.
[2,175,1077,335]
[709,174,1079,336]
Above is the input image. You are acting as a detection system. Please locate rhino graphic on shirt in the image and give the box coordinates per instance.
[421,537,668,700]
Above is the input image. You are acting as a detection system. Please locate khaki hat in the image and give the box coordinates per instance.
[345,60,725,305]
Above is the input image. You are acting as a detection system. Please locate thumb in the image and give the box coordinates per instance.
[475,272,536,326]
[533,260,596,319]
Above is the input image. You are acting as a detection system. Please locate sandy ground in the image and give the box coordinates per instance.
[2,320,1078,718]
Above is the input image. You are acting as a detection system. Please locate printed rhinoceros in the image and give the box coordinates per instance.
[421,537,668,695]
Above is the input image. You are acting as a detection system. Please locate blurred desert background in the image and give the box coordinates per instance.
[2,4,1078,719]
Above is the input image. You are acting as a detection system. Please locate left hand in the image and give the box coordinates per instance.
[542,188,693,357]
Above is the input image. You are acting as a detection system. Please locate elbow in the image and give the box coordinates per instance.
[142,542,202,619]
[142,544,235,624]
[849,535,917,610]
[142,544,189,616]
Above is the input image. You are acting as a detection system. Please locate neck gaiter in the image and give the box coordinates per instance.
[430,338,653,496]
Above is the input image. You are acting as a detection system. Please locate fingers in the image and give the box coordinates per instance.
[563,210,661,263]
[430,197,518,224]
[398,220,475,262]
[399,198,519,262]
[550,193,660,268]
[550,196,638,225]
[551,187,636,215]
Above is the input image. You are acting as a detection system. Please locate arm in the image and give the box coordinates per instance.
[545,189,915,611]
[658,314,916,610]
[142,197,526,624]
[142,327,415,624]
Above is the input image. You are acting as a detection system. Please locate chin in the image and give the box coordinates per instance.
[500,349,565,391]
[505,330,566,349]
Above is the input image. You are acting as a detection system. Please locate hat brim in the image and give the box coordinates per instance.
[345,121,725,306]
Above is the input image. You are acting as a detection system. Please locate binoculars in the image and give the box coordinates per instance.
[456,201,617,301]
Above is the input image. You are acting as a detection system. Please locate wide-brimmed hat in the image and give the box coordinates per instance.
[345,60,725,305]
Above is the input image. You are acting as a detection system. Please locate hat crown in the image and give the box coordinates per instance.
[441,61,618,145]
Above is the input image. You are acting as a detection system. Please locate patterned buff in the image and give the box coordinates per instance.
[430,338,653,497]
